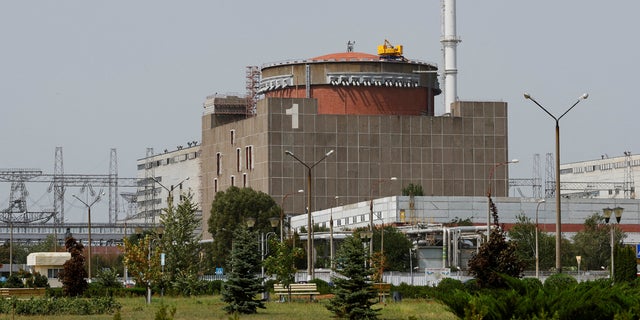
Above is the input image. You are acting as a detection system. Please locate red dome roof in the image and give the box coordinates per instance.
[310,52,379,61]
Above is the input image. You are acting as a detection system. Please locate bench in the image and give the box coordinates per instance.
[372,283,391,302]
[273,283,319,302]
[0,288,46,298]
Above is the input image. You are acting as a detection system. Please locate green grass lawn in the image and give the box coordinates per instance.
[0,296,457,320]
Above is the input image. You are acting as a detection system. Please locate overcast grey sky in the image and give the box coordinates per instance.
[1,1,638,222]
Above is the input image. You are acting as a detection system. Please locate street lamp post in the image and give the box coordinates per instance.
[151,176,190,209]
[139,227,163,305]
[280,189,304,242]
[369,177,397,261]
[487,160,518,237]
[285,149,334,280]
[72,192,104,280]
[246,216,279,299]
[602,206,624,280]
[535,199,546,279]
[330,196,339,271]
[525,92,588,272]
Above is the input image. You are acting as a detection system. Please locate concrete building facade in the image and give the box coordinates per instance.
[560,153,639,199]
[136,144,201,224]
[201,94,510,238]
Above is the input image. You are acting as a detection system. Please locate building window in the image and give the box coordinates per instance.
[236,148,242,172]
[245,145,254,171]
[230,175,235,187]
[243,173,247,187]
[216,152,222,176]
[48,268,62,279]
[230,129,235,145]
[214,178,218,193]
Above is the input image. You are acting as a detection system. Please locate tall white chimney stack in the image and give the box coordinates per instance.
[441,0,461,114]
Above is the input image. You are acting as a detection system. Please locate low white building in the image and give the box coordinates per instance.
[560,152,639,199]
[26,252,71,287]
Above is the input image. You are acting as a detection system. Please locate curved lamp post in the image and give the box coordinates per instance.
[486,160,518,236]
[369,177,397,280]
[330,196,339,271]
[247,216,279,299]
[72,191,104,280]
[280,189,304,242]
[151,176,190,209]
[285,149,334,280]
[524,92,588,272]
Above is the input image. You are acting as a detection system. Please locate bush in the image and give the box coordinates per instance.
[309,278,332,294]
[206,280,223,294]
[5,274,24,288]
[544,273,577,293]
[169,271,207,296]
[392,283,434,299]
[0,296,121,315]
[437,278,464,292]
[94,268,122,289]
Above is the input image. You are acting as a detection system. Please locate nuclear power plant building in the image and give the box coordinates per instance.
[200,51,510,239]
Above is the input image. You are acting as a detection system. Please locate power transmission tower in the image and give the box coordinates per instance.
[624,151,635,199]
[545,152,555,198]
[52,147,65,224]
[533,153,542,199]
[109,148,119,223]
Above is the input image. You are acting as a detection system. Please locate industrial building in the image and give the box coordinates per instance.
[200,48,510,240]
[135,144,202,225]
[559,152,638,199]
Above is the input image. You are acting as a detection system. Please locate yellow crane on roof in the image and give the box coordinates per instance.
[377,39,405,60]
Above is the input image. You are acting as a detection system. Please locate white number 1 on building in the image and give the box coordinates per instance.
[285,103,299,129]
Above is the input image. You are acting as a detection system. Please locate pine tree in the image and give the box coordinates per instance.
[222,227,265,314]
[327,235,379,320]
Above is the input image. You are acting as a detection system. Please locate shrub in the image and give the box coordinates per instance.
[170,271,207,296]
[95,268,123,289]
[544,273,577,293]
[437,278,464,292]
[0,296,121,315]
[392,283,434,299]
[309,278,332,294]
[155,302,177,320]
[5,274,24,288]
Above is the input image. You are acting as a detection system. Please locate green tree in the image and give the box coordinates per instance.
[327,234,379,320]
[509,215,558,272]
[208,186,280,270]
[572,213,614,270]
[160,192,201,282]
[58,236,88,296]
[402,183,424,196]
[508,214,537,270]
[614,245,637,282]
[222,227,265,314]
[122,231,163,290]
[370,226,413,272]
[26,234,57,253]
[264,239,303,301]
[468,198,525,288]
